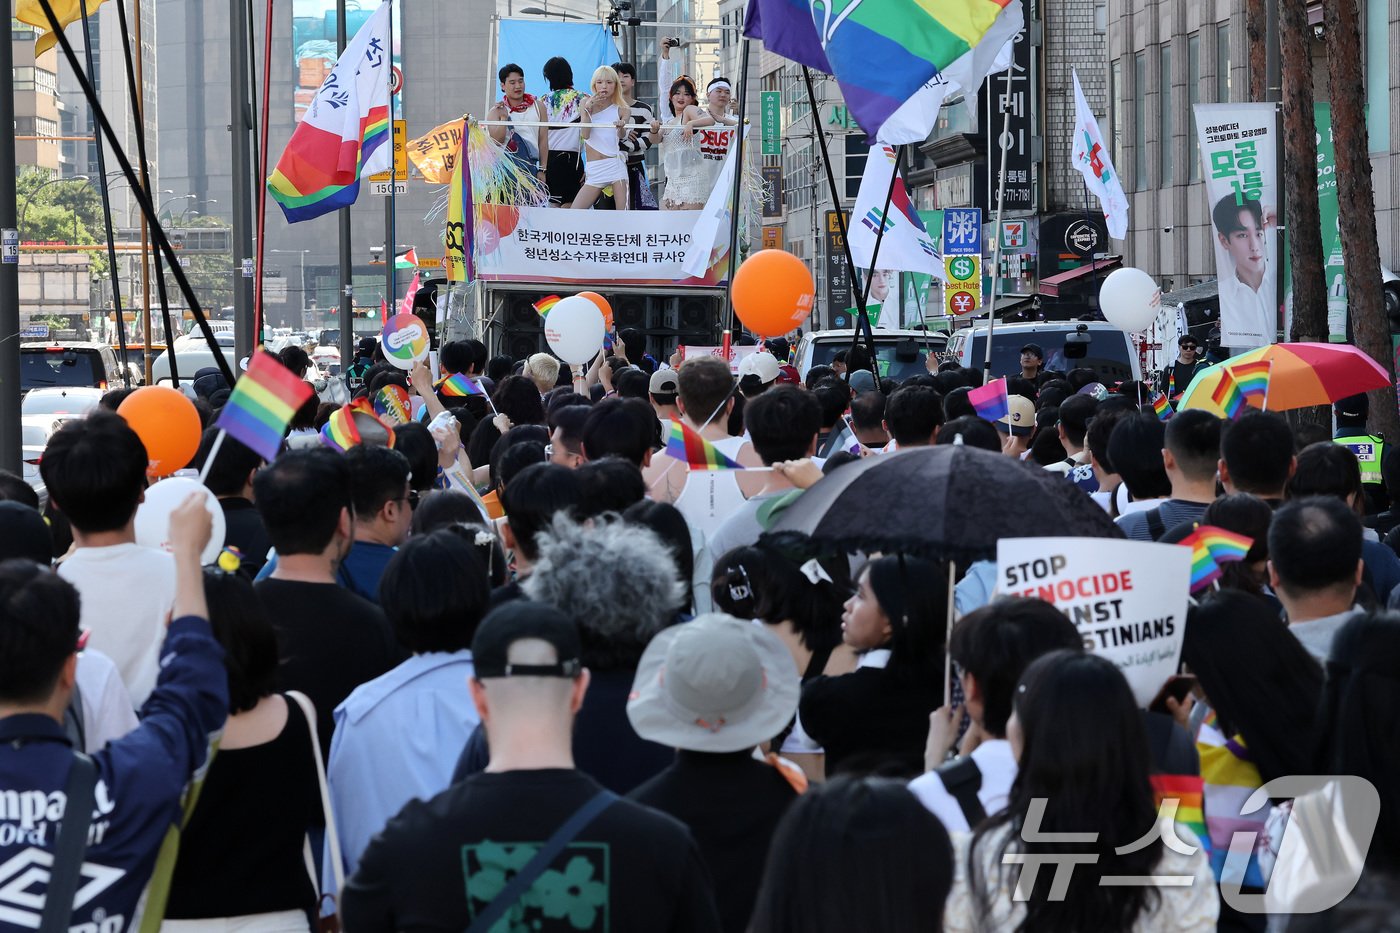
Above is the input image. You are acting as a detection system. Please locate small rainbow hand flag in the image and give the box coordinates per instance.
[1210,368,1247,420]
[1228,360,1272,407]
[1178,524,1253,592]
[533,295,562,317]
[665,419,744,470]
[436,372,484,397]
[322,398,396,452]
[373,385,411,425]
[214,351,314,462]
[1150,392,1173,422]
[967,377,1010,422]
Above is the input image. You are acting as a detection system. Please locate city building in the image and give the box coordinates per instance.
[11,18,64,174]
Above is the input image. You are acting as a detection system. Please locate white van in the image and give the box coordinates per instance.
[150,345,239,386]
[945,321,1141,384]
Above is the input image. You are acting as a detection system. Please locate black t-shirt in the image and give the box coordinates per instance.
[166,695,322,919]
[255,578,401,759]
[220,497,272,578]
[629,751,798,933]
[800,666,941,777]
[341,768,722,933]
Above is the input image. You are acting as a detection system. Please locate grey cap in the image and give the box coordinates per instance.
[848,369,878,395]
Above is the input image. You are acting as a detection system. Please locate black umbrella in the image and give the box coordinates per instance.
[768,445,1123,563]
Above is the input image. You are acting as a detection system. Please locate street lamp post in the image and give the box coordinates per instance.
[157,193,196,224]
[19,174,90,236]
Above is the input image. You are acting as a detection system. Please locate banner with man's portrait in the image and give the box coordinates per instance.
[1194,103,1281,349]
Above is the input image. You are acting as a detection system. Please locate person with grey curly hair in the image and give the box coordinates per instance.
[450,514,686,793]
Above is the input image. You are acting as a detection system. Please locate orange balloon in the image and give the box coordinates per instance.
[117,386,202,476]
[731,250,815,338]
[578,291,613,331]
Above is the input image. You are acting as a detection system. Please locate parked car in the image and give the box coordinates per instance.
[944,321,1142,384]
[21,386,105,417]
[150,345,239,387]
[20,342,127,394]
[793,329,949,382]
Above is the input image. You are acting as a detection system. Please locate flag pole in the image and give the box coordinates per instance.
[253,0,276,347]
[721,37,752,350]
[337,0,355,373]
[944,559,957,707]
[800,66,880,385]
[851,144,903,390]
[197,430,229,485]
[982,72,1014,379]
[385,0,398,326]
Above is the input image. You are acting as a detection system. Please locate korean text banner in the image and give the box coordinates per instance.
[496,20,620,105]
[1194,103,1281,350]
[997,536,1190,708]
[476,208,725,287]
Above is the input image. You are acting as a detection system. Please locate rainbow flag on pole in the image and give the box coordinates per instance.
[743,0,1022,142]
[968,377,1010,422]
[1150,392,1173,422]
[214,352,314,462]
[445,119,475,283]
[665,420,744,470]
[436,372,485,397]
[1209,367,1247,420]
[1178,525,1253,592]
[267,2,392,222]
[1228,360,1272,408]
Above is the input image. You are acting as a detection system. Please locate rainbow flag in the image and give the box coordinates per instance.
[1209,367,1247,419]
[1150,392,1172,422]
[665,419,744,470]
[1198,712,1267,887]
[322,398,396,452]
[436,372,485,397]
[445,118,475,283]
[1150,773,1211,864]
[1228,360,1272,407]
[968,377,1010,422]
[267,2,392,223]
[743,0,1022,143]
[214,351,314,462]
[534,295,562,317]
[1178,525,1253,592]
[373,385,411,425]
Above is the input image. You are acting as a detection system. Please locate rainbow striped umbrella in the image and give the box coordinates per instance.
[1177,343,1389,416]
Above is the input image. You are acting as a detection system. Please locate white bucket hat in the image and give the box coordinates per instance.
[627,613,799,753]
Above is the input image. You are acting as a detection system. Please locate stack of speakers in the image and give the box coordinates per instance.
[497,291,722,362]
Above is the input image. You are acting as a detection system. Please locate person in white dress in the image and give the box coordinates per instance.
[650,41,713,210]
[571,65,631,211]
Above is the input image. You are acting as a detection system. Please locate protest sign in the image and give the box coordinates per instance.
[997,537,1190,707]
[680,344,761,374]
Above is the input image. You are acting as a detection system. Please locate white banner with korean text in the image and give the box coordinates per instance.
[476,207,724,286]
[1193,103,1281,350]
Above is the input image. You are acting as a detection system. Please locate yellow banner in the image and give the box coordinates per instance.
[408,119,465,184]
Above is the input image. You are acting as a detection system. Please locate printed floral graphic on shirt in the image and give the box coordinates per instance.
[462,840,611,931]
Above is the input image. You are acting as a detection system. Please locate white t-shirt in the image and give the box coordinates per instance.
[75,648,139,752]
[908,738,1018,833]
[58,543,175,706]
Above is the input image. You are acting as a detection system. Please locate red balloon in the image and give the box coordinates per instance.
[732,250,815,338]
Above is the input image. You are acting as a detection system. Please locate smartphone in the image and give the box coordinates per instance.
[603,332,616,352]
[1148,674,1198,715]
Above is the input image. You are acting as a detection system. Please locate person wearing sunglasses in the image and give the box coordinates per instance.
[1158,333,1209,405]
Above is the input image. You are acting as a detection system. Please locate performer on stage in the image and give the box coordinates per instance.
[571,66,631,211]
[485,63,539,176]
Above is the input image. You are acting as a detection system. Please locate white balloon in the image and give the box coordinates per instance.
[135,477,226,566]
[1098,267,1162,333]
[544,296,606,365]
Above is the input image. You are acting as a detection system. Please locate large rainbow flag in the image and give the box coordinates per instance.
[267,2,392,223]
[445,119,475,283]
[214,352,314,462]
[744,0,1021,142]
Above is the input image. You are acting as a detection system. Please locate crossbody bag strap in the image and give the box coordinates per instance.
[936,756,987,828]
[465,790,618,933]
[287,691,343,895]
[39,753,98,933]
[1144,507,1167,542]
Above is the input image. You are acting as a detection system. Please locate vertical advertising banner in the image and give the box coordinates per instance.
[824,211,852,322]
[1194,103,1281,349]
[760,166,784,219]
[761,91,782,156]
[942,208,983,317]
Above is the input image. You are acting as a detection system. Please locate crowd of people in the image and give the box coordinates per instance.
[3,324,1400,932]
[485,45,736,211]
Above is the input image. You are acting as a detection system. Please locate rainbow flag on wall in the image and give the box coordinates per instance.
[1178,525,1253,592]
[968,377,1010,422]
[1228,360,1272,408]
[214,352,314,462]
[1209,368,1247,420]
[267,2,391,223]
[665,420,744,470]
[445,119,475,283]
[1150,392,1173,422]
[436,372,485,397]
[743,0,1022,142]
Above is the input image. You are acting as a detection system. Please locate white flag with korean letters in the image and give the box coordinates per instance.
[1070,70,1129,240]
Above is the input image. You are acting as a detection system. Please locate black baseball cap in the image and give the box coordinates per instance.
[472,600,584,679]
[1019,343,1044,359]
